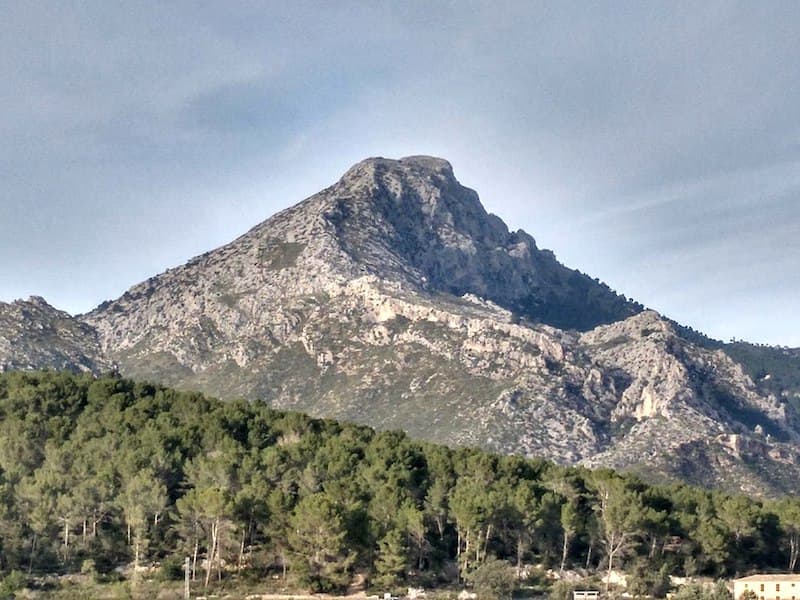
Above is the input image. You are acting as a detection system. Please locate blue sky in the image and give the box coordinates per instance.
[1,2,799,345]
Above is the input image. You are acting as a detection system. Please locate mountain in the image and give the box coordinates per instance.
[2,156,799,496]
[0,296,108,374]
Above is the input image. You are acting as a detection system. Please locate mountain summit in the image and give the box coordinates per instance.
[86,155,640,369]
[3,156,800,495]
[313,156,640,330]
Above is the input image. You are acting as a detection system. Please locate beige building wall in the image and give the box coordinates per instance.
[734,577,800,600]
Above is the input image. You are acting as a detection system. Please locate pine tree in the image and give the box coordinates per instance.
[373,528,407,589]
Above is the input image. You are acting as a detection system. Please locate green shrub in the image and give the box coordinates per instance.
[465,558,516,600]
[159,556,187,581]
[81,558,97,575]
[0,570,26,600]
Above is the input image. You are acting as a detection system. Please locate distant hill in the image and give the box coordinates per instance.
[0,295,109,373]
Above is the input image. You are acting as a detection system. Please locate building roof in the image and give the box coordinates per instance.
[736,575,800,582]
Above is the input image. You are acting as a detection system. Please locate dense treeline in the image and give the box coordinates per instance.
[0,372,799,594]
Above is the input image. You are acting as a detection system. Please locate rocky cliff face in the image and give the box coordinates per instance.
[322,157,639,330]
[2,156,799,496]
[0,297,108,373]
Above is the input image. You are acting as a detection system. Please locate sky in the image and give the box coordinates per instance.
[1,2,799,346]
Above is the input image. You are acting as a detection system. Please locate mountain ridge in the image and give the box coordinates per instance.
[2,155,799,496]
[0,295,109,374]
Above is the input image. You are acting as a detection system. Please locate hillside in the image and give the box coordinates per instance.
[0,370,795,593]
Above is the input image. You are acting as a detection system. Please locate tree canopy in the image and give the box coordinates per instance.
[0,371,796,593]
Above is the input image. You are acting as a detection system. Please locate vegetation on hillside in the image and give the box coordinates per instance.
[724,342,800,400]
[672,321,800,400]
[0,372,799,595]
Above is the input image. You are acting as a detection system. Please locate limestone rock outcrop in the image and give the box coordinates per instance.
[0,296,108,374]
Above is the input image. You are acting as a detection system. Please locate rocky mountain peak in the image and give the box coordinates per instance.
[584,309,676,344]
[331,155,503,249]
[310,155,640,330]
[341,155,456,184]
[78,156,642,375]
[24,295,52,307]
[0,297,108,373]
